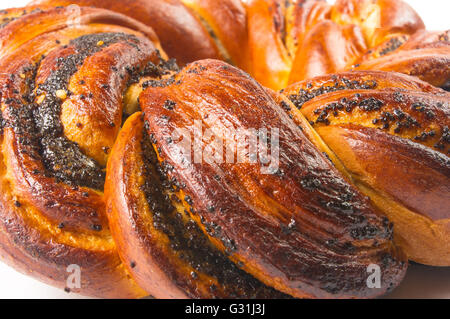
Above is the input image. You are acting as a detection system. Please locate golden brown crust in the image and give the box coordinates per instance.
[27,0,449,91]
[283,71,450,266]
[28,0,223,66]
[106,112,291,299]
[313,125,450,266]
[133,59,407,298]
[245,0,292,90]
[355,47,450,88]
[0,6,166,298]
[0,0,445,298]
[180,0,250,71]
[105,113,194,299]
[330,0,425,46]
[289,20,367,83]
[284,0,332,58]
[288,0,431,84]
[242,0,448,90]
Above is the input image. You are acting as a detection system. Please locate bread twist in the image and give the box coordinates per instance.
[0,0,447,298]
[106,59,408,298]
[283,71,449,266]
[29,0,450,91]
[0,5,161,298]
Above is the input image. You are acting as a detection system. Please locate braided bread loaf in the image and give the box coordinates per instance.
[0,5,168,298]
[283,71,450,266]
[29,0,450,91]
[0,0,447,298]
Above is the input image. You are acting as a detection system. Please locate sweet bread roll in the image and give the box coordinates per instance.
[106,60,407,298]
[283,71,450,266]
[106,111,291,299]
[30,0,449,91]
[28,0,249,69]
[0,5,170,297]
[0,0,446,298]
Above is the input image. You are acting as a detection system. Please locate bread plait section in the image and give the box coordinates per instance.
[0,6,179,297]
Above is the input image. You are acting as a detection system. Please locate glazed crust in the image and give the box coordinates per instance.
[120,59,407,298]
[0,6,171,297]
[245,0,293,90]
[180,0,250,70]
[29,0,252,72]
[0,0,446,299]
[106,112,291,299]
[287,0,426,84]
[28,0,223,66]
[283,71,450,266]
[28,0,450,91]
[243,0,448,90]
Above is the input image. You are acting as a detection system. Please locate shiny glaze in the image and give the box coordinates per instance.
[106,112,291,299]
[139,59,407,298]
[284,71,450,265]
[0,6,162,298]
[28,0,450,91]
[0,0,446,298]
[29,0,222,66]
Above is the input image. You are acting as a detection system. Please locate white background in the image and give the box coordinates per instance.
[0,0,449,299]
